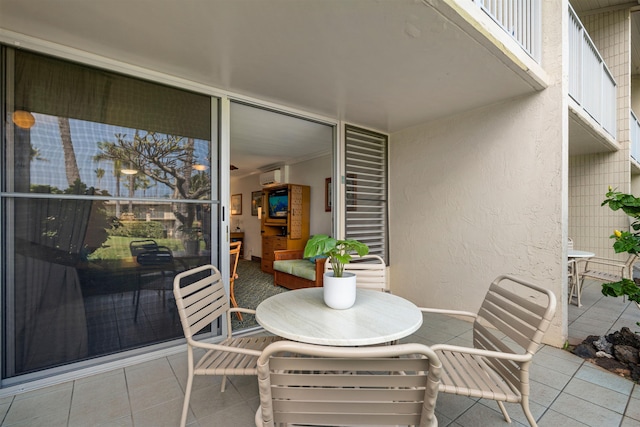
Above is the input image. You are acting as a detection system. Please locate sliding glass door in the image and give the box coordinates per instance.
[1,48,220,381]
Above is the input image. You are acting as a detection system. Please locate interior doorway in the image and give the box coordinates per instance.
[228,101,335,330]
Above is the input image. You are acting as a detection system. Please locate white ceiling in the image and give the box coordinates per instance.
[0,0,546,174]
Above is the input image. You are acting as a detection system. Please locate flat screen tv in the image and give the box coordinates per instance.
[268,188,288,218]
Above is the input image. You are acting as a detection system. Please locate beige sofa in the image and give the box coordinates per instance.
[272,250,326,290]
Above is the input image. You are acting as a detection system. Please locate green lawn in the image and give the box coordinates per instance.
[88,236,188,260]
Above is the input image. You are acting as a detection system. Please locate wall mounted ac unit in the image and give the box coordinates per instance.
[260,169,282,186]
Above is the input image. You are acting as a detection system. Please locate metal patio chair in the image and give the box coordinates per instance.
[423,275,557,427]
[173,264,280,427]
[255,340,442,427]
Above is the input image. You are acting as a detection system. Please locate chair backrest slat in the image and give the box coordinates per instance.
[324,254,388,291]
[173,265,228,339]
[471,275,556,391]
[257,341,441,427]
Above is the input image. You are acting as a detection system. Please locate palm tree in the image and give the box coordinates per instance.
[94,168,105,188]
[57,117,80,186]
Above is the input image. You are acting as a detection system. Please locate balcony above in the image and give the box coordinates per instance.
[0,0,547,134]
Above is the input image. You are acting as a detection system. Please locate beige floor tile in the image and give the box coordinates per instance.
[196,400,256,427]
[187,383,244,420]
[564,377,628,414]
[453,401,527,426]
[625,397,640,422]
[128,375,185,413]
[549,393,623,427]
[620,416,640,427]
[1,408,68,427]
[538,409,590,426]
[575,364,635,395]
[125,357,176,389]
[132,396,193,427]
[69,373,131,427]
[3,385,72,425]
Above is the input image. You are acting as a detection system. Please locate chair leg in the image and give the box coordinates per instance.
[180,375,194,427]
[521,398,538,427]
[497,401,511,423]
[221,374,227,392]
[576,277,584,307]
[229,281,243,321]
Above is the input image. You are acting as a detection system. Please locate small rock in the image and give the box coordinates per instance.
[593,336,613,354]
[614,345,640,365]
[596,350,614,358]
[594,357,629,374]
[573,343,597,359]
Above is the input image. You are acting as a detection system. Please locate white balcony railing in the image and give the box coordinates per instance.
[568,4,617,139]
[631,111,640,163]
[474,0,541,62]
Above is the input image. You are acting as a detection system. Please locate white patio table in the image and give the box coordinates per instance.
[568,249,595,306]
[255,288,423,346]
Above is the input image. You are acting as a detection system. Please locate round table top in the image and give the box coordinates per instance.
[255,288,423,346]
[568,249,595,258]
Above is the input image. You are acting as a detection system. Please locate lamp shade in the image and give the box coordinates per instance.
[12,110,35,129]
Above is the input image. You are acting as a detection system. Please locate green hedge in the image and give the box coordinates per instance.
[109,221,165,238]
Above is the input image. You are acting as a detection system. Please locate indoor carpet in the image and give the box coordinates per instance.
[231,259,288,331]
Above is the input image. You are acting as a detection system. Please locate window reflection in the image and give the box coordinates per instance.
[12,197,214,375]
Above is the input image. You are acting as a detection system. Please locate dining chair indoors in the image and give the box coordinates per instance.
[324,254,389,292]
[422,275,557,427]
[173,264,280,427]
[229,240,243,320]
[255,340,442,427]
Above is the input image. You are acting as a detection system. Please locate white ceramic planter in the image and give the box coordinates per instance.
[323,272,357,309]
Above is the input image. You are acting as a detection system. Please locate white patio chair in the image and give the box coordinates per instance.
[255,340,442,427]
[575,254,637,306]
[423,275,557,427]
[173,264,280,427]
[324,254,389,292]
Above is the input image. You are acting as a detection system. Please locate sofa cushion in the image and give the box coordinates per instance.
[273,259,316,281]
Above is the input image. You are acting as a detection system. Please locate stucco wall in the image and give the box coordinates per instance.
[389,95,564,346]
[388,2,566,347]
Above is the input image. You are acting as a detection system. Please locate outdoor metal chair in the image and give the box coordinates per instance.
[173,264,280,427]
[576,254,637,306]
[422,274,557,427]
[324,254,389,292]
[255,340,442,427]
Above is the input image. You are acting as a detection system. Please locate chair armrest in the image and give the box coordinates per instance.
[419,307,478,319]
[274,250,305,261]
[188,339,263,357]
[314,257,327,282]
[430,343,532,363]
[226,308,257,335]
[578,257,628,276]
[577,257,625,269]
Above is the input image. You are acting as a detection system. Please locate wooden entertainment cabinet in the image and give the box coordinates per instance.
[261,184,310,274]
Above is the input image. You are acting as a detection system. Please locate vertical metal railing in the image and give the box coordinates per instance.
[474,0,541,62]
[631,111,640,163]
[568,4,617,139]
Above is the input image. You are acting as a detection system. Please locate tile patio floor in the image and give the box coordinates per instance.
[0,279,639,426]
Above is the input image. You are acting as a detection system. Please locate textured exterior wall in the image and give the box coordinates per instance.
[569,10,631,263]
[389,2,566,346]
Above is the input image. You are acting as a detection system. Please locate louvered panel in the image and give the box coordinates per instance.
[344,124,389,265]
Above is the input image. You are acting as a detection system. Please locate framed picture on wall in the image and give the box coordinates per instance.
[251,190,262,216]
[231,194,242,215]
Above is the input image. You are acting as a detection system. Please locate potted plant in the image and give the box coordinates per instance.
[303,234,369,309]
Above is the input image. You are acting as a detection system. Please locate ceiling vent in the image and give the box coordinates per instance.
[259,169,282,186]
